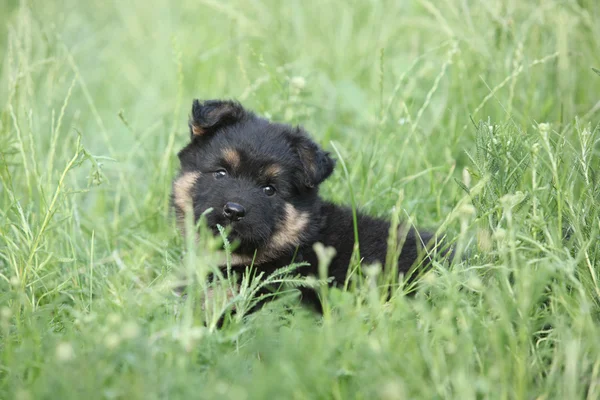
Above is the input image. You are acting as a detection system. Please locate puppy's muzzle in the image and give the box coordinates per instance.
[223,202,246,222]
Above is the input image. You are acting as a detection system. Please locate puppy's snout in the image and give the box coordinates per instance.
[223,202,246,221]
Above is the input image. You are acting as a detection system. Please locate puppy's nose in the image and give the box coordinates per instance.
[223,202,246,221]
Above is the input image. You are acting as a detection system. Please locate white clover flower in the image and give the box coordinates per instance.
[121,321,140,340]
[289,76,306,91]
[422,271,437,285]
[364,263,382,278]
[537,122,550,134]
[104,333,121,349]
[55,342,75,362]
[467,276,483,291]
[440,307,452,319]
[107,313,122,326]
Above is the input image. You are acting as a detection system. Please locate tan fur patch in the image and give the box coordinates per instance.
[261,203,309,261]
[214,251,254,267]
[191,124,204,136]
[173,171,201,229]
[264,164,282,180]
[222,148,241,169]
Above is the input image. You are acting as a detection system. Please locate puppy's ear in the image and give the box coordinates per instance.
[291,128,336,188]
[189,99,245,137]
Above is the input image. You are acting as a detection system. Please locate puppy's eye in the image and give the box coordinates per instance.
[213,169,227,179]
[262,185,276,196]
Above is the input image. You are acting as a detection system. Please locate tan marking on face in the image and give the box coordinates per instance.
[222,148,241,169]
[264,164,282,180]
[266,203,309,256]
[172,171,201,230]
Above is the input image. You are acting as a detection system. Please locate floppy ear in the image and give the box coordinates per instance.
[189,99,245,137]
[291,128,336,188]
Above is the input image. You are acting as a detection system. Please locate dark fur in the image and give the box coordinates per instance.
[172,99,449,312]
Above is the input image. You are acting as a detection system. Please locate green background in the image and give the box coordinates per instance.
[1,0,600,398]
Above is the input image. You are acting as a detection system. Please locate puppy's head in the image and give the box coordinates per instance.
[172,99,335,260]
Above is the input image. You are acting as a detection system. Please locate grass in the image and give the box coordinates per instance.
[1,0,600,398]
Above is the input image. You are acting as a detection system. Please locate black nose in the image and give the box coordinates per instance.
[223,202,246,221]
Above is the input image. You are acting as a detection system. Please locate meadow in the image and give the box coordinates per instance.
[1,0,600,398]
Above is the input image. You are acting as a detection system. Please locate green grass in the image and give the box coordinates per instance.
[1,0,600,398]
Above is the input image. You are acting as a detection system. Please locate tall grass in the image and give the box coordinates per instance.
[1,0,600,398]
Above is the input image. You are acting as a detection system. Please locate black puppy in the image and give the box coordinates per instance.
[172,99,448,310]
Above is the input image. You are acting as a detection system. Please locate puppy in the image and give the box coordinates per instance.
[172,99,449,311]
